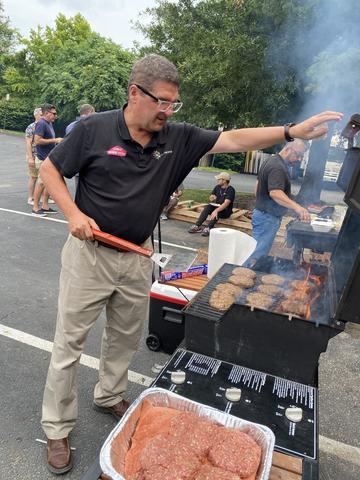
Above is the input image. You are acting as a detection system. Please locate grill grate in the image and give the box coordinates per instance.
[185,261,332,325]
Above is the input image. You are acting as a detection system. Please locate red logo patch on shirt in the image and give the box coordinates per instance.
[107,146,127,157]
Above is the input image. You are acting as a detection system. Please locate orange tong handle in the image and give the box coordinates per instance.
[91,228,153,258]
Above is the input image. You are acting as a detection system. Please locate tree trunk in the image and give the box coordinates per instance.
[198,153,211,167]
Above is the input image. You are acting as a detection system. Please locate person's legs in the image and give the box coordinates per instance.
[41,236,114,440]
[243,209,281,266]
[94,240,153,406]
[33,159,45,213]
[196,204,216,226]
[42,188,50,210]
[163,197,178,215]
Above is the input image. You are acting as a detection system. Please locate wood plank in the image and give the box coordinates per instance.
[269,465,302,480]
[272,452,303,474]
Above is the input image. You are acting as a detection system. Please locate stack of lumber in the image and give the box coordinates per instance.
[168,201,291,239]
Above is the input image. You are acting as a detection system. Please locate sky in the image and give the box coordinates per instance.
[3,0,159,49]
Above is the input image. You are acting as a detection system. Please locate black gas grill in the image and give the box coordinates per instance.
[153,116,360,480]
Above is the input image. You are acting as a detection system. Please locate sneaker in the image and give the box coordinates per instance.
[188,225,203,233]
[160,214,168,221]
[42,207,58,214]
[27,198,34,205]
[201,227,210,237]
[32,208,47,217]
[48,198,55,204]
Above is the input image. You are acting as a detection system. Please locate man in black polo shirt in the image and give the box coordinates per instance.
[39,53,342,473]
[244,139,310,267]
[188,171,235,236]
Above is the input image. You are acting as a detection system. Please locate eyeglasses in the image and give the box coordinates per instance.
[134,84,183,113]
[49,111,57,116]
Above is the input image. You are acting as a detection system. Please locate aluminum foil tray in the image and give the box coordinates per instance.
[100,387,275,480]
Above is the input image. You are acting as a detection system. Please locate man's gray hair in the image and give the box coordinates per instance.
[128,54,180,90]
[79,103,95,116]
[33,107,42,116]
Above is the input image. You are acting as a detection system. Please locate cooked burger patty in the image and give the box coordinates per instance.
[283,289,310,302]
[280,299,307,317]
[261,274,285,286]
[257,284,283,297]
[228,275,255,288]
[232,266,257,279]
[209,290,234,311]
[215,282,243,297]
[246,292,273,309]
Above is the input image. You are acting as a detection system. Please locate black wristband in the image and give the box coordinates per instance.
[284,122,296,142]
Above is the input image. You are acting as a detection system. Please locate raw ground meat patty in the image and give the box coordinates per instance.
[169,412,220,456]
[257,284,283,297]
[246,292,273,309]
[209,428,261,477]
[139,435,200,479]
[194,464,241,480]
[280,299,307,317]
[232,267,257,279]
[261,274,285,286]
[209,290,234,311]
[228,275,255,288]
[215,282,243,297]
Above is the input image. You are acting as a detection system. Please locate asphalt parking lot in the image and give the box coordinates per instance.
[0,133,359,479]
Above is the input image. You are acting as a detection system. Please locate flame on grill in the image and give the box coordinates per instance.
[282,264,323,320]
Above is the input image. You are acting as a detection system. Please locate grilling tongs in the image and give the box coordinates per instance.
[91,228,172,268]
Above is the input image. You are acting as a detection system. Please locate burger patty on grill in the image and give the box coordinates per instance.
[232,266,257,279]
[215,282,243,297]
[280,299,307,317]
[228,275,255,288]
[246,292,273,309]
[257,284,283,297]
[209,290,235,311]
[261,274,285,286]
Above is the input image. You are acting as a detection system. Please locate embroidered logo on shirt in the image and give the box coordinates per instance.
[152,150,173,160]
[107,146,127,157]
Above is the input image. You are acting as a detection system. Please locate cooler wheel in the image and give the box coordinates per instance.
[146,333,161,351]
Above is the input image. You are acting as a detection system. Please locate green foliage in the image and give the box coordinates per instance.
[0,96,33,131]
[1,13,136,130]
[213,152,245,173]
[137,0,315,128]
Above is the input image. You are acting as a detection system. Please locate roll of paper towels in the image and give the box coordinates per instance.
[208,228,257,278]
[208,228,238,278]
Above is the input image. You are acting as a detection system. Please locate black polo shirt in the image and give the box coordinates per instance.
[212,184,236,216]
[255,154,291,218]
[49,108,220,244]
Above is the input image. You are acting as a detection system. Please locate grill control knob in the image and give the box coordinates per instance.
[225,387,242,402]
[285,407,303,423]
[171,370,186,385]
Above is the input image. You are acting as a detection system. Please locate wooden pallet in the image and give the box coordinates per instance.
[99,451,303,479]
[169,201,290,238]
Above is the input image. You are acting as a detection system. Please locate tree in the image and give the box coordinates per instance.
[137,0,316,129]
[2,14,136,130]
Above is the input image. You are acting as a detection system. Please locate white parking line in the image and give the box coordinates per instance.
[1,322,360,464]
[0,207,197,252]
[0,323,153,387]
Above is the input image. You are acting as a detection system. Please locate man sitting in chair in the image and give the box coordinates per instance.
[188,172,235,237]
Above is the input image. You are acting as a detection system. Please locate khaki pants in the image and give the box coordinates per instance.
[41,235,153,439]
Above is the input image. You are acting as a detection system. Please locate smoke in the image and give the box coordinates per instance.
[267,0,360,122]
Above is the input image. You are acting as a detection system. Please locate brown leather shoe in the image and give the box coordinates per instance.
[93,399,130,420]
[46,437,72,474]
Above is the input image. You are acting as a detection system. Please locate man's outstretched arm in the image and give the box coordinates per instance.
[209,111,343,154]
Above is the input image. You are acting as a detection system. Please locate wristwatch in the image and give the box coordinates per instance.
[284,123,296,142]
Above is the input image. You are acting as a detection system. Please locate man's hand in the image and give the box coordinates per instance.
[28,156,35,166]
[68,212,99,240]
[294,205,311,222]
[209,194,216,202]
[290,111,343,140]
[210,210,219,221]
[55,137,63,144]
